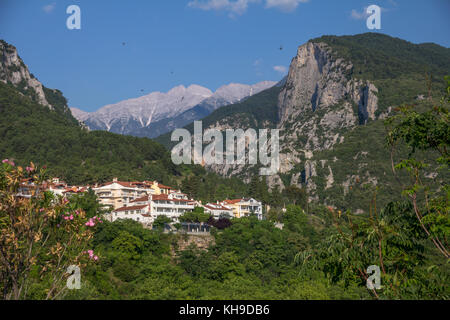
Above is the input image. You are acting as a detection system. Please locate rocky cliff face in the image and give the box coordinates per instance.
[201,41,379,189]
[268,42,379,195]
[0,40,51,108]
[190,39,388,210]
[274,41,380,200]
[278,41,378,158]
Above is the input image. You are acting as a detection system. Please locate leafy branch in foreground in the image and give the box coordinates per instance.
[295,201,448,299]
[0,161,102,300]
[386,76,449,259]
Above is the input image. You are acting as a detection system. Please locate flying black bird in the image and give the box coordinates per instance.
[122,42,126,46]
[279,45,283,51]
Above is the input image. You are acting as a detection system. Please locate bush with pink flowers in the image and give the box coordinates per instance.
[0,162,102,300]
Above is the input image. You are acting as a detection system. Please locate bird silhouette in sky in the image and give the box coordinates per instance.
[279,45,283,51]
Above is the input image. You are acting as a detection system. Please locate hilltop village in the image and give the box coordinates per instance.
[19,177,263,228]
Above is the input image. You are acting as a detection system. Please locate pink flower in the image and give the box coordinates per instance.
[64,216,69,221]
[85,219,95,227]
[69,215,74,221]
[92,216,104,224]
[39,208,45,213]
[26,166,34,173]
[3,159,15,166]
[84,250,99,261]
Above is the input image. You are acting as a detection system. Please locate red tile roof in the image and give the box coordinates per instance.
[156,183,173,190]
[175,199,194,203]
[100,181,134,188]
[130,182,152,188]
[63,187,87,194]
[113,205,148,212]
[130,195,150,203]
[204,204,233,211]
[152,194,169,201]
[151,194,193,203]
[223,199,242,205]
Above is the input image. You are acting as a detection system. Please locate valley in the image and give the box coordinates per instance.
[0,29,448,301]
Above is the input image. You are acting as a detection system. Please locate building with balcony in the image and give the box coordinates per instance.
[150,193,195,221]
[221,198,263,220]
[111,204,152,225]
[203,203,234,219]
[93,178,152,210]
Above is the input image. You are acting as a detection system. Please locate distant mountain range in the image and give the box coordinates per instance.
[71,81,277,138]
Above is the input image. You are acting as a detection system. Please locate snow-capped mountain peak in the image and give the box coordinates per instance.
[71,81,276,138]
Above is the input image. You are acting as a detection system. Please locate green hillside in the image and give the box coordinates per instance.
[0,81,255,203]
[313,33,450,115]
[290,33,450,211]
[0,81,175,183]
[155,33,450,213]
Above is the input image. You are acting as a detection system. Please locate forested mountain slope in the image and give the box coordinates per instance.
[156,33,450,212]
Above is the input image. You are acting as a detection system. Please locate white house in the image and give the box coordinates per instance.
[150,193,195,222]
[47,184,67,197]
[111,204,152,225]
[93,178,152,210]
[203,203,234,219]
[111,193,195,224]
[169,190,189,200]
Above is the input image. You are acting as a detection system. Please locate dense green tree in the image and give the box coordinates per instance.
[283,185,307,207]
[386,77,450,260]
[178,208,210,223]
[111,231,144,261]
[68,189,105,219]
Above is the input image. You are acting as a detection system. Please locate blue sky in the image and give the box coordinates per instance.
[0,0,449,112]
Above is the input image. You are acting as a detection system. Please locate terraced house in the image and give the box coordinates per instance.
[109,192,195,224]
[221,198,263,220]
[110,204,152,225]
[42,176,264,225]
[202,203,234,219]
[92,179,175,210]
[93,178,152,210]
[150,193,195,221]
